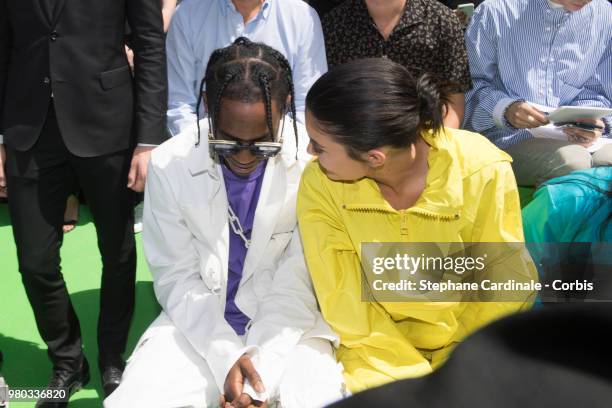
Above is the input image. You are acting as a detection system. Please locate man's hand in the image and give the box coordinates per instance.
[563,118,604,148]
[505,102,549,129]
[221,354,266,408]
[127,146,155,192]
[0,144,6,199]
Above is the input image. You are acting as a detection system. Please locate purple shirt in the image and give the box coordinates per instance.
[221,160,267,335]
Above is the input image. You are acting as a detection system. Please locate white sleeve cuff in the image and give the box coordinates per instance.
[0,134,4,144]
[137,143,158,147]
[493,98,520,129]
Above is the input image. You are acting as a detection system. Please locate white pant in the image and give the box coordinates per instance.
[104,313,346,408]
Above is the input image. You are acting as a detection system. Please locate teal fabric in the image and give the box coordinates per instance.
[522,167,612,245]
[518,186,535,208]
[522,167,612,297]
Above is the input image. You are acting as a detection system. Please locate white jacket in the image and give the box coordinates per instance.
[142,117,337,401]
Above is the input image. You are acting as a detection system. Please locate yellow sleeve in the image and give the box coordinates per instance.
[447,161,536,352]
[297,162,432,392]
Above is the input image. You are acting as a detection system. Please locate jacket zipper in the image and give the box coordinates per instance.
[342,205,460,236]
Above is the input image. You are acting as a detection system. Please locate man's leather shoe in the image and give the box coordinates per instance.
[35,357,90,408]
[100,360,124,398]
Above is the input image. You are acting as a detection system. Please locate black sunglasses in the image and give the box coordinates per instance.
[206,112,285,158]
[208,139,282,158]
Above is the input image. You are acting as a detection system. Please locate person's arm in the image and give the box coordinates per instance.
[569,41,612,138]
[297,163,431,392]
[125,0,168,191]
[126,0,168,145]
[143,157,253,394]
[165,8,199,136]
[162,0,177,33]
[0,0,10,192]
[463,4,522,132]
[463,160,535,321]
[0,0,10,145]
[292,5,328,124]
[241,230,325,402]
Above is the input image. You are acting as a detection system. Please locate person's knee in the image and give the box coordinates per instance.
[592,143,612,166]
[279,338,346,407]
[555,145,592,173]
[18,256,61,287]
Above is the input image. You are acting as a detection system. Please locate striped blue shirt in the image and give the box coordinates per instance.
[463,0,612,149]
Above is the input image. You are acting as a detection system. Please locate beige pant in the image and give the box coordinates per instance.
[104,313,346,408]
[505,138,612,186]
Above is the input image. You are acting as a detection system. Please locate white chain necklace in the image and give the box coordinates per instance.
[227,205,252,248]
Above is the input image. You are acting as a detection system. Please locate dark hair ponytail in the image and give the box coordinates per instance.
[306,58,451,160]
[416,73,448,137]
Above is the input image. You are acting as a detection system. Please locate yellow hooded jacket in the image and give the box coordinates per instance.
[297,128,536,393]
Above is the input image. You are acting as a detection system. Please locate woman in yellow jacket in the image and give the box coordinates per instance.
[297,59,536,393]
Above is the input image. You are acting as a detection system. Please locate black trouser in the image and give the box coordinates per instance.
[5,104,136,373]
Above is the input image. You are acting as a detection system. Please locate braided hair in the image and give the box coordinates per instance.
[195,37,298,154]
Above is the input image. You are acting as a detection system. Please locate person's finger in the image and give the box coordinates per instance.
[512,108,541,128]
[520,113,546,128]
[1,147,7,188]
[129,161,143,192]
[514,115,534,129]
[515,118,532,128]
[566,127,599,140]
[230,393,252,408]
[523,105,549,125]
[564,129,595,147]
[506,105,525,128]
[139,157,149,181]
[240,358,265,393]
[227,373,244,403]
[133,162,146,192]
[573,117,605,128]
[127,159,137,188]
[135,159,148,191]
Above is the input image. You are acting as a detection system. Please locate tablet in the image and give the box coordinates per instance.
[547,106,612,123]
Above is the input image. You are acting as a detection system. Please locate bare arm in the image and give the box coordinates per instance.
[162,0,177,33]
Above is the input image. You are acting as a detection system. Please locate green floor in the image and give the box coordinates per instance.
[0,204,161,407]
[0,187,537,407]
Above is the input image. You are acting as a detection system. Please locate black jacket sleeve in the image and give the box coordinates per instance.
[0,0,12,135]
[126,0,169,145]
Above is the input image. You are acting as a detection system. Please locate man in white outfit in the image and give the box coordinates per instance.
[104,39,345,408]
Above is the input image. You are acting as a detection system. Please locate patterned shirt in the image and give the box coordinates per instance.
[463,0,612,149]
[322,0,472,93]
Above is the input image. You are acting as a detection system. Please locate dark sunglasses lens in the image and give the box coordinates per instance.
[211,143,239,156]
[251,145,281,157]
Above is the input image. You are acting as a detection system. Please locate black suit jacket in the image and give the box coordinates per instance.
[0,0,167,157]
